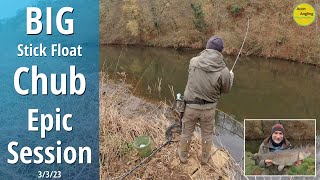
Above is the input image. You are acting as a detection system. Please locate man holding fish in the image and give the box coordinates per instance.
[254,123,306,175]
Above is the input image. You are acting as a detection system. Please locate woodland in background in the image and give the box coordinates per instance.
[100,0,320,65]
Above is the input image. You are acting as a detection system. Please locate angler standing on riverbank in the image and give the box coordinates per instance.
[177,35,234,165]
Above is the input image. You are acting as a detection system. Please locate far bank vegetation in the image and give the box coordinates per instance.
[100,0,320,65]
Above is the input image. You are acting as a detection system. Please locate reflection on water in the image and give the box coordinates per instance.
[101,45,320,131]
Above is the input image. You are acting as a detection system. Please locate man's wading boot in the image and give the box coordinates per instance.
[201,140,212,165]
[178,140,191,164]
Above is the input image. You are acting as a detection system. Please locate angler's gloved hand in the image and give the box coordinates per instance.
[230,70,234,79]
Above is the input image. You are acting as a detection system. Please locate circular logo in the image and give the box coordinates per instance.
[293,3,316,26]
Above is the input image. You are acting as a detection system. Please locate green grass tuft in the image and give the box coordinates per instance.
[288,157,315,175]
[245,151,264,175]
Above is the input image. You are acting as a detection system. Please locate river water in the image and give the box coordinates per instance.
[101,45,320,130]
[102,45,320,179]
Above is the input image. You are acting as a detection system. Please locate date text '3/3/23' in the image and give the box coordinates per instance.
[38,171,61,179]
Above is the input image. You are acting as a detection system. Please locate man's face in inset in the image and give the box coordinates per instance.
[272,130,284,144]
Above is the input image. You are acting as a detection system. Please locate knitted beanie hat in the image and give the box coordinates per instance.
[271,123,285,134]
[206,35,224,52]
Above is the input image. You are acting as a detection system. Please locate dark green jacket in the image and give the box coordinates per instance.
[183,49,233,110]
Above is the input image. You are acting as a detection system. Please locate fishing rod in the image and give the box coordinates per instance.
[230,17,250,72]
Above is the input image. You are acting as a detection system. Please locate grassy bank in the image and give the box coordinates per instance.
[99,73,242,179]
[100,0,320,65]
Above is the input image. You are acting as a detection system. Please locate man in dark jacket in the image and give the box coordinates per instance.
[177,35,234,164]
[257,123,302,175]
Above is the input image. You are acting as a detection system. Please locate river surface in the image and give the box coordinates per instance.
[101,45,320,131]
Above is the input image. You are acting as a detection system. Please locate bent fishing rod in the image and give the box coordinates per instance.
[230,17,250,72]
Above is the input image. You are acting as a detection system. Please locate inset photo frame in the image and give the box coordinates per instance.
[244,119,316,177]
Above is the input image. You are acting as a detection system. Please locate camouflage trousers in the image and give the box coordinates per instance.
[180,106,216,143]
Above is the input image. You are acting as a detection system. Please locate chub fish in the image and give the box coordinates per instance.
[252,148,311,171]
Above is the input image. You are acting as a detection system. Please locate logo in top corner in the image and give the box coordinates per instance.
[293,3,316,26]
